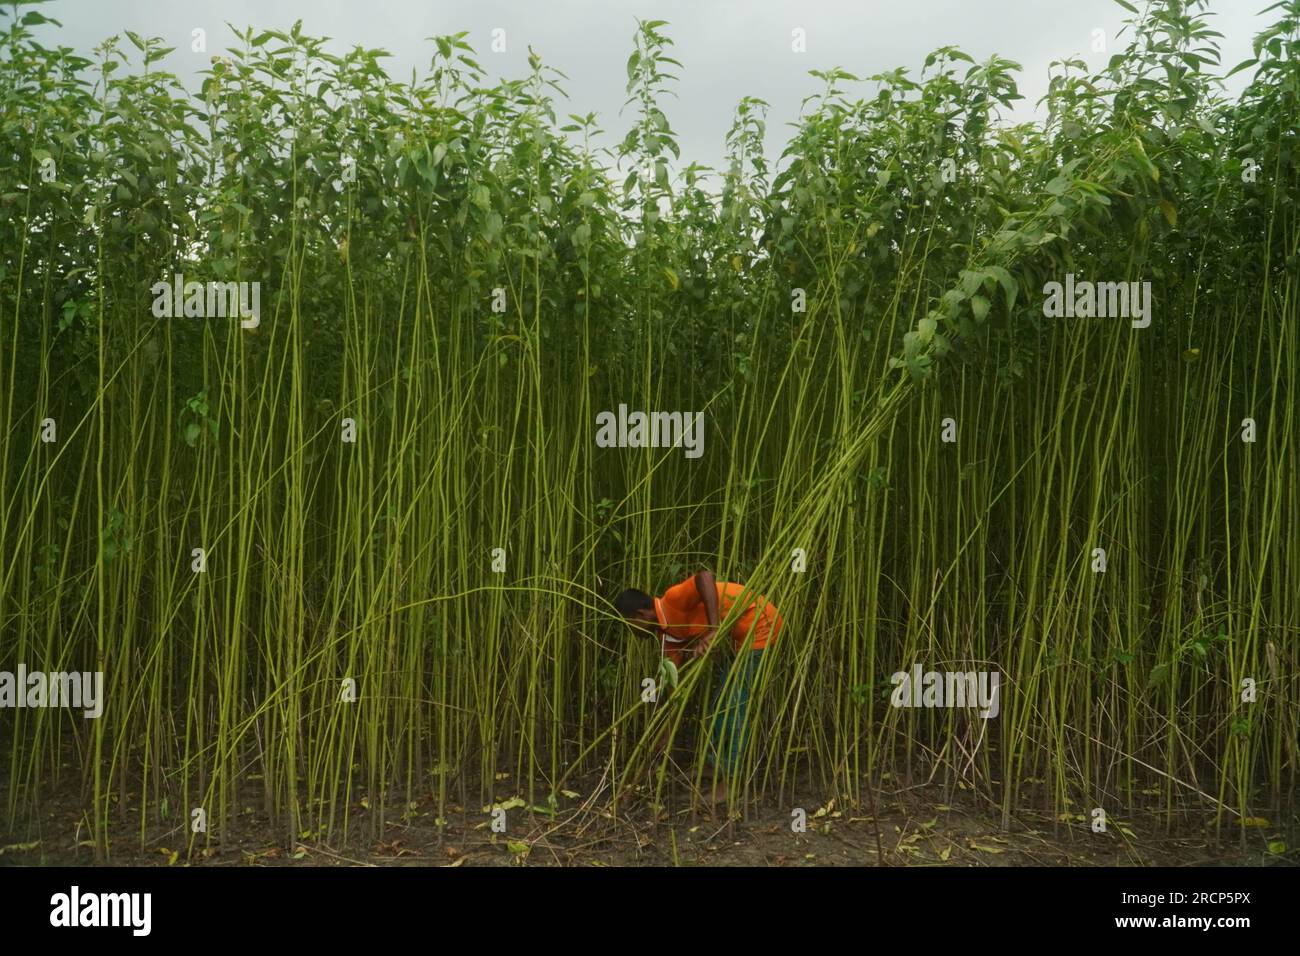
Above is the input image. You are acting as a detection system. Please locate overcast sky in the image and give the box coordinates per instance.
[31,1,1268,177]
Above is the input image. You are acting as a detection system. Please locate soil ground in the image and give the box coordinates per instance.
[2,764,1294,867]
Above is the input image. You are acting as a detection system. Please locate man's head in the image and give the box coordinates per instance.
[615,588,658,636]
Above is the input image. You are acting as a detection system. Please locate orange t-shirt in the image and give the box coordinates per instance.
[653,577,781,665]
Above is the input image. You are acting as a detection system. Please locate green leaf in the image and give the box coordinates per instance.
[903,330,921,359]
[654,158,670,191]
[1225,57,1258,78]
[959,269,984,297]
[1158,200,1177,228]
[969,294,990,322]
[1146,662,1170,690]
[984,265,1018,310]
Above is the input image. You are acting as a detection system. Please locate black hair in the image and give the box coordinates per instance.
[614,588,654,618]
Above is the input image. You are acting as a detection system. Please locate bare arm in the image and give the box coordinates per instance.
[691,570,720,657]
[695,569,720,627]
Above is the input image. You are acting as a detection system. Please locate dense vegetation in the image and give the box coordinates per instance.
[1,0,1297,859]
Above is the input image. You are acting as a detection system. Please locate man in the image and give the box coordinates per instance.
[614,569,782,802]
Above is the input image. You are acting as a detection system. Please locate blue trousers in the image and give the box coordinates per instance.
[707,648,765,774]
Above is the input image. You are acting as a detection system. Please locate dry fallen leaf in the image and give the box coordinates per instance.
[482,796,526,813]
[0,840,40,855]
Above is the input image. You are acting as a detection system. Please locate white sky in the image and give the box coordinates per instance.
[34,1,1270,177]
